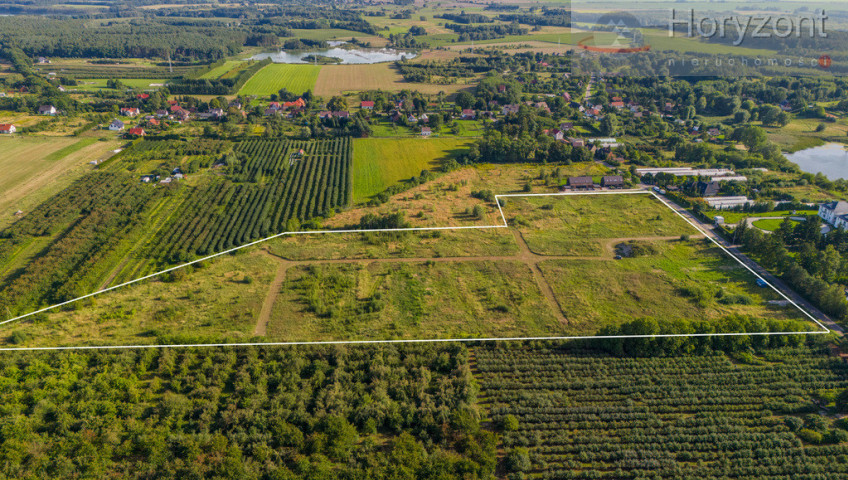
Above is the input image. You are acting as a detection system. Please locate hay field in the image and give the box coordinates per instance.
[314,63,473,96]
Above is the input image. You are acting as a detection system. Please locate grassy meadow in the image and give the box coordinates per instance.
[267,260,562,342]
[505,193,698,256]
[540,239,809,334]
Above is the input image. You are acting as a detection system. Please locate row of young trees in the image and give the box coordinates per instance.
[147,138,351,264]
[0,172,161,316]
[476,342,848,479]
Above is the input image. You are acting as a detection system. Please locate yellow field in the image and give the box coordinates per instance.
[313,63,474,96]
[0,137,122,228]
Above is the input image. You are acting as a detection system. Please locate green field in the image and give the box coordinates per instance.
[237,64,321,96]
[540,239,806,333]
[753,218,801,232]
[198,60,243,79]
[268,260,561,342]
[70,78,167,90]
[706,209,818,225]
[352,137,470,202]
[0,137,123,227]
[506,193,697,256]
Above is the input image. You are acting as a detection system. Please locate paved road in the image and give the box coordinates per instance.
[659,194,843,335]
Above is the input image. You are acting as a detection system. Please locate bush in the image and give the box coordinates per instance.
[504,447,531,473]
[798,428,824,444]
[501,414,519,432]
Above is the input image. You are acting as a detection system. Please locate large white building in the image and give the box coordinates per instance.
[704,196,751,210]
[819,201,848,231]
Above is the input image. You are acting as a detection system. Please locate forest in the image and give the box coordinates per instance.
[0,344,496,479]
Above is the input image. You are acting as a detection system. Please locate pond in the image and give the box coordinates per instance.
[249,47,417,65]
[784,143,848,181]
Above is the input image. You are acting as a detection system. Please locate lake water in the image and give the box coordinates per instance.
[785,143,848,180]
[250,47,417,64]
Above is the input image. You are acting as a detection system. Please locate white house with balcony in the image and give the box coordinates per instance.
[819,201,848,231]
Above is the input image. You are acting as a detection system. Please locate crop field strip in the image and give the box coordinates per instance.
[237,64,321,96]
[475,345,848,479]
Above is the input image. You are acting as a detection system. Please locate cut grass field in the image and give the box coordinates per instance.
[313,63,473,96]
[0,137,121,229]
[753,218,800,232]
[3,250,277,348]
[238,64,321,96]
[351,137,471,202]
[69,78,167,90]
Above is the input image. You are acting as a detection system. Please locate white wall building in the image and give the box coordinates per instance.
[819,201,848,231]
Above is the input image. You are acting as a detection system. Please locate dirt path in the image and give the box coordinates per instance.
[254,257,292,336]
[98,257,131,290]
[512,230,569,324]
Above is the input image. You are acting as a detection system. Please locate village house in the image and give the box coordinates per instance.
[461,109,476,120]
[560,122,573,131]
[360,100,375,110]
[108,119,125,131]
[173,109,190,122]
[137,93,150,100]
[155,109,168,117]
[601,175,624,188]
[697,181,721,197]
[502,104,521,116]
[38,105,57,116]
[819,201,848,231]
[567,176,594,190]
[533,101,550,113]
[568,138,585,148]
[127,127,145,137]
[0,124,16,134]
[120,107,140,117]
[421,127,432,137]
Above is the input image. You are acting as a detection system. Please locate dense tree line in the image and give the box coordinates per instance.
[734,217,848,322]
[445,22,527,42]
[0,17,246,61]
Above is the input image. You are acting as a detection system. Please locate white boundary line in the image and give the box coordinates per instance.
[0,189,829,351]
